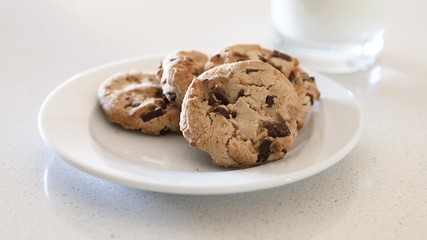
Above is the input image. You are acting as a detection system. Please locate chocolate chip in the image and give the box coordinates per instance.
[166,92,176,102]
[282,149,288,155]
[288,71,296,83]
[306,93,314,105]
[169,57,177,62]
[301,76,308,81]
[159,128,168,135]
[272,50,292,61]
[162,95,170,104]
[159,100,168,109]
[131,103,141,108]
[246,68,261,74]
[230,111,237,118]
[155,89,164,98]
[266,122,291,138]
[213,107,230,119]
[237,89,245,98]
[257,139,272,163]
[212,86,229,105]
[207,94,217,106]
[265,95,276,107]
[141,107,164,122]
[301,73,315,82]
[258,55,268,62]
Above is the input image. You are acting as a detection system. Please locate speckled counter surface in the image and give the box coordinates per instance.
[1,0,426,239]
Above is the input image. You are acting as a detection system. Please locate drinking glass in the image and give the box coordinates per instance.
[271,0,387,73]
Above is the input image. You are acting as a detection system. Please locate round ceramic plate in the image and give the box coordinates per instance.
[38,54,362,195]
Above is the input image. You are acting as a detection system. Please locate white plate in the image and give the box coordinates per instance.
[38,54,362,195]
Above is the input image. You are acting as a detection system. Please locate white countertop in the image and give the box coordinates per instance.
[1,0,426,239]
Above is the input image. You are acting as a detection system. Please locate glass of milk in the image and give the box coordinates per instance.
[271,0,387,73]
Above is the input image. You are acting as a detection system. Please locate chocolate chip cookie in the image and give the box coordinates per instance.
[156,50,208,108]
[98,70,180,135]
[180,60,301,167]
[205,44,299,78]
[293,69,321,126]
[205,44,320,128]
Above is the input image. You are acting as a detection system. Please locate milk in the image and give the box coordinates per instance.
[271,0,386,43]
[271,0,387,73]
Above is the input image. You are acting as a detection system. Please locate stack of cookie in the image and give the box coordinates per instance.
[98,44,320,168]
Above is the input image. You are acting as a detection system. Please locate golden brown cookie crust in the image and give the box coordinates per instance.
[205,44,320,128]
[98,70,180,135]
[157,50,208,108]
[180,61,301,167]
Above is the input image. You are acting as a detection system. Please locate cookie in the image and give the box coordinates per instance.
[205,44,320,128]
[98,70,180,135]
[293,69,321,126]
[156,50,208,108]
[205,44,299,78]
[180,60,301,168]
